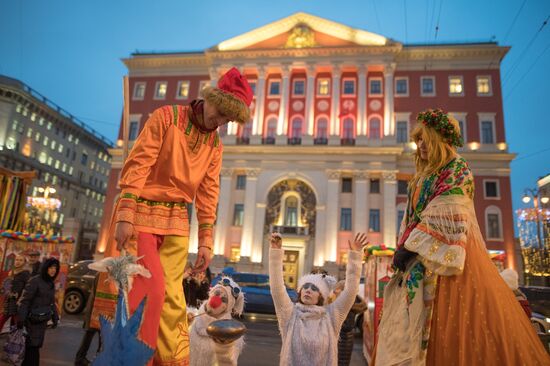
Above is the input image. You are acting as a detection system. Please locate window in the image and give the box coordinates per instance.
[342,118,354,139]
[398,180,408,195]
[133,82,146,100]
[47,157,53,166]
[43,136,49,146]
[68,134,73,142]
[266,118,277,138]
[293,79,305,96]
[284,196,298,227]
[81,152,88,165]
[481,121,495,144]
[449,76,464,96]
[369,78,382,95]
[342,79,356,95]
[397,210,405,232]
[154,81,168,99]
[342,178,352,193]
[218,124,228,138]
[369,118,381,139]
[26,127,33,138]
[340,208,352,231]
[268,80,281,96]
[241,123,252,139]
[69,166,74,175]
[230,248,241,263]
[421,76,435,96]
[317,78,330,96]
[477,76,492,96]
[370,179,380,193]
[484,180,500,199]
[129,121,139,141]
[58,144,63,153]
[233,204,244,226]
[486,209,502,240]
[176,81,190,99]
[47,121,52,130]
[395,77,408,96]
[291,118,302,138]
[35,132,41,142]
[248,81,257,95]
[396,121,408,143]
[316,118,328,139]
[55,160,60,170]
[369,209,380,232]
[236,175,246,190]
[198,80,209,96]
[457,118,467,143]
[51,140,56,150]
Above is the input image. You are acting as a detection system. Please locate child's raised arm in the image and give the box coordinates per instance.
[268,233,294,325]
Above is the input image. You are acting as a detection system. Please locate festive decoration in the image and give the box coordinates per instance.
[0,230,74,243]
[417,108,463,147]
[88,255,151,292]
[516,208,550,277]
[0,167,35,231]
[363,244,395,260]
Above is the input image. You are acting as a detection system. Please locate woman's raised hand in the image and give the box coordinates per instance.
[348,232,369,252]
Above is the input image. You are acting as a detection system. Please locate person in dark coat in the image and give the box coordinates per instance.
[17,257,60,366]
[27,250,41,277]
[0,254,31,332]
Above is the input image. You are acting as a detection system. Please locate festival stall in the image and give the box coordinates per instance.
[361,244,395,363]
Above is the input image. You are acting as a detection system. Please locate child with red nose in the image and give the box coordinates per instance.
[269,232,368,366]
[189,276,244,366]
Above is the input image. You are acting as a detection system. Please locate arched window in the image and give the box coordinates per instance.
[284,196,298,227]
[291,118,303,139]
[266,117,277,138]
[369,118,381,139]
[316,118,328,139]
[343,118,354,139]
[241,122,252,138]
[485,206,503,240]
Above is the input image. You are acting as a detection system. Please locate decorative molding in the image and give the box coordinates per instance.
[246,168,262,177]
[220,168,233,177]
[354,170,370,180]
[326,169,341,180]
[382,170,398,182]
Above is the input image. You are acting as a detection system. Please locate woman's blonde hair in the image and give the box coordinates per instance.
[409,114,460,189]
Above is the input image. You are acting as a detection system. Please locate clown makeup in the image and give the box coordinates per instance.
[206,287,229,317]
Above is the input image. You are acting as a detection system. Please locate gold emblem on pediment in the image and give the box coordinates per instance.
[285,23,316,49]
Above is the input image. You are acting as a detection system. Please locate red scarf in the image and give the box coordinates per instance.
[189,100,217,133]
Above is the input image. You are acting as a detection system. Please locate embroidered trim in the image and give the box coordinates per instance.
[172,105,179,127]
[198,223,214,230]
[120,193,187,208]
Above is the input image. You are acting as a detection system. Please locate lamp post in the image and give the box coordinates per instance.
[521,188,549,282]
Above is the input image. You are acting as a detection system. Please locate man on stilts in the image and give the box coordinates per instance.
[113,67,253,365]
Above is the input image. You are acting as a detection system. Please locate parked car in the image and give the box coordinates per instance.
[212,269,298,314]
[63,260,96,314]
[519,286,550,335]
[531,312,550,334]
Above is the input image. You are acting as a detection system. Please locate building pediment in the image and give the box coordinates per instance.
[213,12,391,52]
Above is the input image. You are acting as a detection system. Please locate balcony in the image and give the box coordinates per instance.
[236,137,250,145]
[314,137,328,145]
[288,137,302,145]
[341,138,356,146]
[262,137,275,145]
[271,225,309,236]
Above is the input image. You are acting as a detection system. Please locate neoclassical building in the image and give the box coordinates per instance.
[97,13,515,284]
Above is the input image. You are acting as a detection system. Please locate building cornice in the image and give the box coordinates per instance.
[223,145,404,156]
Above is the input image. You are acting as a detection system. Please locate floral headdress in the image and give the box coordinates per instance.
[417,108,463,147]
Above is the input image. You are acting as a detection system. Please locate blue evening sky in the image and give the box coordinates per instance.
[1,0,549,225]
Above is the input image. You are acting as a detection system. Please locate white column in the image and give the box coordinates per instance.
[305,64,316,136]
[353,171,369,234]
[252,67,266,136]
[325,170,340,263]
[251,203,266,263]
[357,67,367,136]
[240,168,260,258]
[278,65,291,135]
[189,203,199,254]
[214,169,233,255]
[314,205,327,266]
[382,171,398,248]
[330,64,342,137]
[383,63,396,136]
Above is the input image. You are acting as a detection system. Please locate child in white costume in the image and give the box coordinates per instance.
[269,232,368,366]
[189,276,245,366]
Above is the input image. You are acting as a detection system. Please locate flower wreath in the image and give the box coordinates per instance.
[417,108,463,147]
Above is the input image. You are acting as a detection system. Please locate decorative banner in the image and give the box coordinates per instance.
[0,230,75,244]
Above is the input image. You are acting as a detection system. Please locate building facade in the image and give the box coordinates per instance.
[99,13,516,283]
[0,75,112,259]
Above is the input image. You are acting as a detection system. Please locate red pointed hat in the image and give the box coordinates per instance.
[202,67,253,123]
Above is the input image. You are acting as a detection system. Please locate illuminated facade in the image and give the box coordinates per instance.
[100,13,516,279]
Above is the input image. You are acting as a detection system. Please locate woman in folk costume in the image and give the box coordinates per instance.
[269,232,368,366]
[113,67,253,365]
[374,109,549,366]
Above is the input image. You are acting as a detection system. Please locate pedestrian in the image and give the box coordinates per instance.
[74,271,101,366]
[112,67,253,365]
[374,109,549,365]
[17,257,60,366]
[27,251,41,277]
[0,254,31,332]
[329,280,367,366]
[500,268,532,319]
[184,265,211,309]
[269,232,368,366]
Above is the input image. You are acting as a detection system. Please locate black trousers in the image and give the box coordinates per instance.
[22,345,40,366]
[75,328,100,363]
